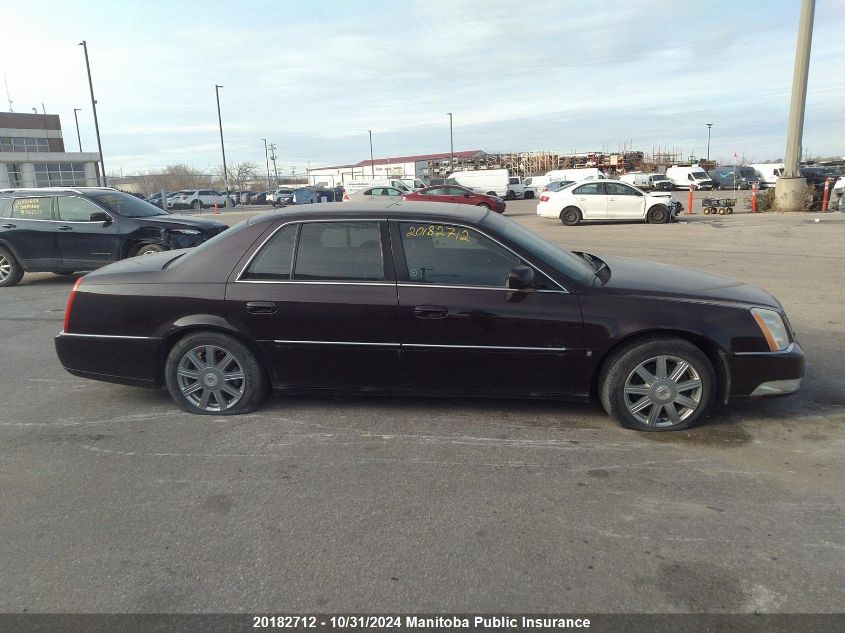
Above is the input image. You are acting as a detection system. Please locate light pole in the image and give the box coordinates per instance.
[706,123,713,162]
[78,41,106,186]
[215,84,228,190]
[367,129,375,178]
[73,108,83,152]
[263,138,271,191]
[447,112,453,170]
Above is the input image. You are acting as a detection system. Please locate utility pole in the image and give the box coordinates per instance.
[706,123,713,161]
[447,112,453,170]
[73,108,83,152]
[777,0,815,210]
[79,41,106,186]
[215,84,228,190]
[268,143,279,189]
[368,130,375,178]
[262,138,271,191]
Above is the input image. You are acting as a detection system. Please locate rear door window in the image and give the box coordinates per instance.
[12,197,53,220]
[293,222,384,281]
[242,224,297,280]
[573,183,605,196]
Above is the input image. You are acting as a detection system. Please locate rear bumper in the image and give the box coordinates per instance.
[55,331,162,387]
[727,341,805,399]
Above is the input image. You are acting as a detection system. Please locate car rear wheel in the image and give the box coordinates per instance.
[599,337,715,431]
[165,331,269,415]
[560,207,582,226]
[647,205,669,223]
[477,203,491,210]
[0,246,24,287]
[134,243,167,256]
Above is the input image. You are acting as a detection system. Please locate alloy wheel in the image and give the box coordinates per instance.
[0,253,10,282]
[623,355,703,428]
[176,344,246,412]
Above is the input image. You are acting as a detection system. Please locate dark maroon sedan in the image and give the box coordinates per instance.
[403,185,506,213]
[55,202,803,431]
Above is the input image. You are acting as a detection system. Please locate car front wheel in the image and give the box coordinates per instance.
[165,331,269,415]
[134,243,167,256]
[647,205,669,223]
[599,337,716,431]
[192,200,202,210]
[0,246,24,287]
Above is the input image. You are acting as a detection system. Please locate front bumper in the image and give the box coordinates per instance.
[727,341,805,399]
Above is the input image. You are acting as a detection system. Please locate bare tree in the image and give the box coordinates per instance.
[220,162,260,191]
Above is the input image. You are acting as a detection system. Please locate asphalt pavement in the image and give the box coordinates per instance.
[0,202,843,614]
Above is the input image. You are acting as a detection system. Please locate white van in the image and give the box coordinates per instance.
[545,168,607,182]
[619,173,652,189]
[343,179,413,194]
[749,163,784,188]
[447,169,509,198]
[397,178,426,191]
[665,166,714,191]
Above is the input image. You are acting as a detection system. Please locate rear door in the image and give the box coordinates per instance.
[605,182,645,219]
[227,219,400,390]
[55,195,120,269]
[572,182,607,219]
[391,220,585,396]
[4,196,61,270]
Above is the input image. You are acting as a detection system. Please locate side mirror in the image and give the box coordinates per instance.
[507,265,534,290]
[89,211,112,224]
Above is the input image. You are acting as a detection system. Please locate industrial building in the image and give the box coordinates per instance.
[0,112,101,189]
[307,150,486,186]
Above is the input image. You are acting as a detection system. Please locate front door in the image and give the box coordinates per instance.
[391,220,585,396]
[55,196,119,269]
[605,182,645,219]
[227,219,400,391]
[572,182,607,219]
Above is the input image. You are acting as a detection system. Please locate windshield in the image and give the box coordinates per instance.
[737,167,758,178]
[692,171,709,180]
[651,175,669,181]
[86,191,167,217]
[481,212,595,284]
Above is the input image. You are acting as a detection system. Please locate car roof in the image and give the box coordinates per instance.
[246,201,489,225]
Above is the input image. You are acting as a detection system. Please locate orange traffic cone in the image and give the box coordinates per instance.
[214,202,219,214]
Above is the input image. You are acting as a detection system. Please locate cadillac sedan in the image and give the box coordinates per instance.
[55,202,803,431]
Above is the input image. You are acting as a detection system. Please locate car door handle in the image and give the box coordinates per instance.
[413,305,448,319]
[57,225,73,231]
[0,223,16,229]
[245,301,277,315]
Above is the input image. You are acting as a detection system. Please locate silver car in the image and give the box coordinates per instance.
[344,186,406,202]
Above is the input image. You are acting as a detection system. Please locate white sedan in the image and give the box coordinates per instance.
[536,180,681,225]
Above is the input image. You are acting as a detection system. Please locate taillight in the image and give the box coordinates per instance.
[540,195,550,202]
[64,277,83,332]
[342,193,349,201]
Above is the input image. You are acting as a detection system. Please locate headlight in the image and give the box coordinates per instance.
[170,228,201,235]
[751,308,790,351]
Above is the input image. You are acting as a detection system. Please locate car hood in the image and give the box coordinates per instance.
[594,254,781,309]
[135,214,227,231]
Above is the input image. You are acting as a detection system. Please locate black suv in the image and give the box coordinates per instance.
[0,188,228,287]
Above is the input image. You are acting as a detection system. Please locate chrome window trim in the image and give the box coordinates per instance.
[235,218,387,283]
[392,219,569,293]
[397,283,568,294]
[58,331,157,340]
[239,280,394,286]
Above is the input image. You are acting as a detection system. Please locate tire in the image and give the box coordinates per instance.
[0,246,24,288]
[525,191,534,200]
[477,203,491,210]
[506,190,515,201]
[192,200,202,210]
[134,243,167,256]
[647,205,669,223]
[165,331,269,415]
[599,337,715,431]
[560,206,581,226]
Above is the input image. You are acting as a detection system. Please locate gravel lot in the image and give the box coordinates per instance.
[0,201,843,614]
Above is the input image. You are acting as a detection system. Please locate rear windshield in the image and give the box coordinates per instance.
[85,191,167,218]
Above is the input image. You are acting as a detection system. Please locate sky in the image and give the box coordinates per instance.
[2,0,844,177]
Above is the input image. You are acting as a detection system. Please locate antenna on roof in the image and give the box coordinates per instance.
[3,75,12,112]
